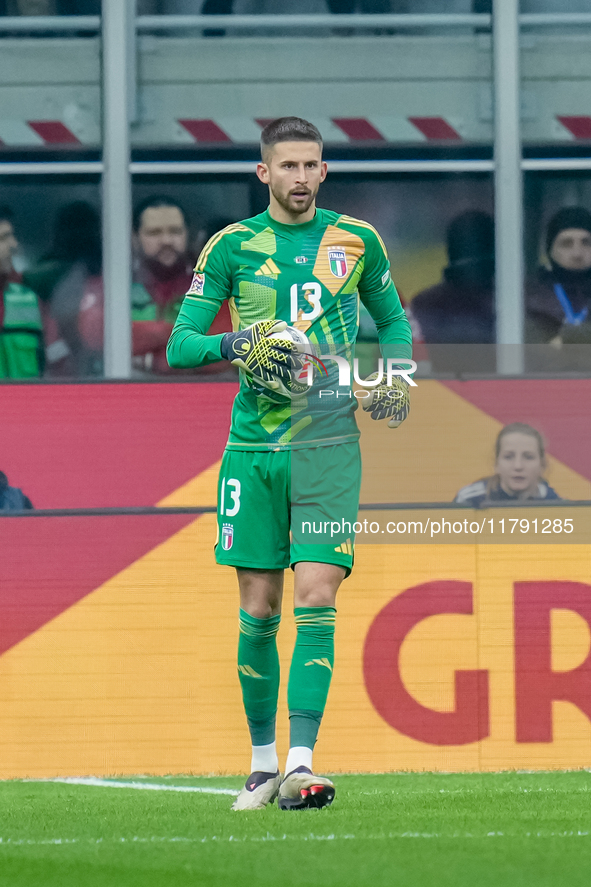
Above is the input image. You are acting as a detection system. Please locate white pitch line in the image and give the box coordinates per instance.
[1,831,591,847]
[23,777,239,797]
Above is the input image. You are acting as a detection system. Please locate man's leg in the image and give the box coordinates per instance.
[232,568,284,811]
[278,561,346,810]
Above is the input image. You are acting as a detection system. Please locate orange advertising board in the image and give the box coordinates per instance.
[1,522,591,777]
[2,380,591,777]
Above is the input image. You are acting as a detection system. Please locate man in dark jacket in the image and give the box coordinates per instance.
[526,206,591,371]
[409,210,495,374]
[0,471,33,511]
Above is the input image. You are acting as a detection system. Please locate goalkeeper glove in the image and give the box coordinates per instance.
[220,320,305,390]
[362,372,410,429]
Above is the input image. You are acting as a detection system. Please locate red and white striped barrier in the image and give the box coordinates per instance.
[1,115,591,146]
[0,120,80,146]
[178,116,464,144]
[557,116,591,140]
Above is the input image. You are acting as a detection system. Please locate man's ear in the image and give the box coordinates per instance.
[320,160,328,183]
[257,162,270,184]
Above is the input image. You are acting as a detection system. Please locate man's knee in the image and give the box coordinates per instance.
[295,587,336,608]
[293,562,346,609]
[237,568,284,618]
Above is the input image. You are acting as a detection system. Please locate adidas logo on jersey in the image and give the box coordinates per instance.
[255,259,280,278]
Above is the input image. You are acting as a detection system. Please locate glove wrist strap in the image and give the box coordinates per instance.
[220,332,233,361]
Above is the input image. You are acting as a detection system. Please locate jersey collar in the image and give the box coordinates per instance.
[263,207,323,236]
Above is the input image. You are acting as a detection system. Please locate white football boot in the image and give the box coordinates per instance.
[231,771,281,811]
[277,766,335,810]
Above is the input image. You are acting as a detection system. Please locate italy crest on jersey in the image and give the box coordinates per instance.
[221,523,234,550]
[328,248,348,278]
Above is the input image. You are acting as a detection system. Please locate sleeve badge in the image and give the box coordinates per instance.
[187,272,205,296]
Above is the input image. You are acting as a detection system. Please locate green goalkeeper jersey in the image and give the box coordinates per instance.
[167,207,412,451]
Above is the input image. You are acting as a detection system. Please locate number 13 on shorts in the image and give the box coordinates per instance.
[220,478,241,516]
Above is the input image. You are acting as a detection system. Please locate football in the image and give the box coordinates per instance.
[247,325,312,403]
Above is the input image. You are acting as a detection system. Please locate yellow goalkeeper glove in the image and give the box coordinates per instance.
[220,320,304,390]
[362,372,410,429]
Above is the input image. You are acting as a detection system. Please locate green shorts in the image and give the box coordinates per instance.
[215,441,361,574]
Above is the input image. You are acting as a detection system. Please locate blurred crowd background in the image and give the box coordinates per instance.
[2,0,591,379]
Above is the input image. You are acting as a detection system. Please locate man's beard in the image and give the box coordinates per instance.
[154,246,183,267]
[143,249,186,279]
[272,185,316,216]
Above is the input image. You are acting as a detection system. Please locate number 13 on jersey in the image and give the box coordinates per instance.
[290,282,323,323]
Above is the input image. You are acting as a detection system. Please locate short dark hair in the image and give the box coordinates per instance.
[0,471,8,490]
[260,117,323,161]
[133,196,189,233]
[0,205,14,226]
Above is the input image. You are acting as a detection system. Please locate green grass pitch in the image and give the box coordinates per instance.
[1,772,591,886]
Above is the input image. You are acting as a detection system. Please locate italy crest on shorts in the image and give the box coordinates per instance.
[221,523,234,550]
[328,248,347,278]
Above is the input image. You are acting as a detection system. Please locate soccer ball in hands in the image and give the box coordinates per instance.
[246,325,312,403]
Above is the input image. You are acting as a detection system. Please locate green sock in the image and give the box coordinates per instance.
[287,607,336,750]
[237,609,281,747]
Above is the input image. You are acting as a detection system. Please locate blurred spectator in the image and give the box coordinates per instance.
[0,206,45,380]
[454,422,560,508]
[327,0,392,11]
[521,0,590,11]
[24,201,102,376]
[526,208,591,370]
[6,1,57,13]
[0,471,33,511]
[57,1,101,11]
[131,195,194,373]
[3,0,100,11]
[409,210,495,374]
[166,0,233,11]
[78,198,232,375]
[160,0,233,37]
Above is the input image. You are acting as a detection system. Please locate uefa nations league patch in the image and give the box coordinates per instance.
[188,272,205,296]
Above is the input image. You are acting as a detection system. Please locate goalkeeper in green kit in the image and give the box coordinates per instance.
[167,117,412,811]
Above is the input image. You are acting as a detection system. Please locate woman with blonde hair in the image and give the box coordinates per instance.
[454,422,561,508]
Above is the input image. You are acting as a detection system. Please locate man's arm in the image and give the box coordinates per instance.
[167,234,231,369]
[166,299,226,368]
[357,225,412,363]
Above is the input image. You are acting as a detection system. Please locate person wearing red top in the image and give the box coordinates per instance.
[79,196,232,375]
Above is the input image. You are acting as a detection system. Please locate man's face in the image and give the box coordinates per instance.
[0,220,18,274]
[550,228,591,272]
[135,206,188,268]
[257,141,327,217]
